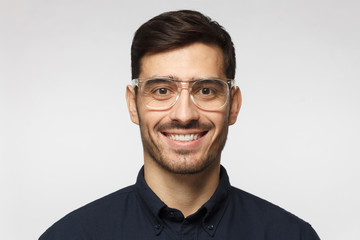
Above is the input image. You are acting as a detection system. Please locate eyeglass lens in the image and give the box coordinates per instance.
[140,79,229,110]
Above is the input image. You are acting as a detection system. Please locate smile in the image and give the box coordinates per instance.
[168,134,199,141]
[162,131,207,142]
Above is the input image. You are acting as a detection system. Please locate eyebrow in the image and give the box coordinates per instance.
[149,75,179,80]
[150,75,224,81]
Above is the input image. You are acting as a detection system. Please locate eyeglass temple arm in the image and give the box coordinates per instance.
[228,79,235,88]
[131,79,139,88]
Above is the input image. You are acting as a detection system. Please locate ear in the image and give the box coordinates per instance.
[126,85,140,125]
[228,86,242,125]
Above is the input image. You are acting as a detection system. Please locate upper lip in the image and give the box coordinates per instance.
[161,129,208,137]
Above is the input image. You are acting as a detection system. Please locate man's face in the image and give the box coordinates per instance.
[126,43,241,174]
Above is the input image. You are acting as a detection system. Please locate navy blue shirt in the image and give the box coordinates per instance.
[39,166,320,240]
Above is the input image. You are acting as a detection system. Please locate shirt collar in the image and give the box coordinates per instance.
[201,165,231,236]
[133,166,165,235]
[133,165,231,236]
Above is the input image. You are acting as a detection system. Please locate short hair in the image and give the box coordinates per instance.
[131,10,236,79]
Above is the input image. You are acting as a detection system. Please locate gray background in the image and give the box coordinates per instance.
[1,0,359,239]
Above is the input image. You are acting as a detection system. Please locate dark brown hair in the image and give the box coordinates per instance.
[131,10,236,79]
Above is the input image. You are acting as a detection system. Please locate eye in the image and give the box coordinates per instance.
[155,88,169,95]
[150,85,177,100]
[199,88,213,95]
[143,79,177,98]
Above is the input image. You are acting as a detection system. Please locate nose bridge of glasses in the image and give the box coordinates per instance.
[176,80,195,90]
[176,82,192,100]
[174,81,197,108]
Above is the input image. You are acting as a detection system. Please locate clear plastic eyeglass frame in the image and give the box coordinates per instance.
[131,76,235,111]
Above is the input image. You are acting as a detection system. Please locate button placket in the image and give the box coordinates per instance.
[202,222,216,237]
[154,223,163,235]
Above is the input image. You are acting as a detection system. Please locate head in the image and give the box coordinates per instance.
[131,10,236,80]
[127,10,241,175]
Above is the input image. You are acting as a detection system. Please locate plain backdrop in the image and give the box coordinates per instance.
[1,0,359,239]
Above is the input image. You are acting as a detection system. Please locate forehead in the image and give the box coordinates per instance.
[139,43,225,80]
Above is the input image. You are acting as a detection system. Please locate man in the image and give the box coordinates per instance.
[39,10,320,240]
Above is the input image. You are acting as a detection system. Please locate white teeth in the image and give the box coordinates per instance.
[168,134,199,141]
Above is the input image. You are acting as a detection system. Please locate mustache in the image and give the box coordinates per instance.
[156,120,213,132]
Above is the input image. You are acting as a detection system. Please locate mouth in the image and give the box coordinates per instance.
[161,131,208,142]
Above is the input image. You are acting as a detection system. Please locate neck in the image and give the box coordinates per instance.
[144,160,220,217]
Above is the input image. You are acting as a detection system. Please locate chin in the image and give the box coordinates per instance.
[155,152,218,175]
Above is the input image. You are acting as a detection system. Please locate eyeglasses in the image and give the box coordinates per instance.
[131,77,235,111]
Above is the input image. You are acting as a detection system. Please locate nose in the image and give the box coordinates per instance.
[168,88,200,124]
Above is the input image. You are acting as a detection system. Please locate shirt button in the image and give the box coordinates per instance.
[155,224,161,229]
[207,224,214,230]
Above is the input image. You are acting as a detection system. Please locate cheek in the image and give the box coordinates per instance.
[139,111,169,130]
[205,110,229,127]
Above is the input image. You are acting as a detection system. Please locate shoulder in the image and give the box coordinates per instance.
[75,185,135,212]
[65,185,136,219]
[229,186,300,220]
[39,185,136,240]
[227,187,320,239]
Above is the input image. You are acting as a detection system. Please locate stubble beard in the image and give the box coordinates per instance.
[138,118,229,175]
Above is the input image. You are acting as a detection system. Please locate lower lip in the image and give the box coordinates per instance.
[161,132,207,149]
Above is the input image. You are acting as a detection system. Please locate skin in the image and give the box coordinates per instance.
[126,42,241,217]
